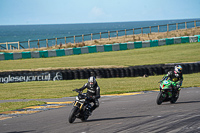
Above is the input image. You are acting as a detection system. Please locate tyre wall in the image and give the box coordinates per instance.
[1,62,200,83]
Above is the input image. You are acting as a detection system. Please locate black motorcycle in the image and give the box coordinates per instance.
[68,89,92,123]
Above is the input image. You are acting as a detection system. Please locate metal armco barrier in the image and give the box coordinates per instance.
[0,62,200,83]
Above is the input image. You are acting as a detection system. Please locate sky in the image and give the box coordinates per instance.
[0,0,200,25]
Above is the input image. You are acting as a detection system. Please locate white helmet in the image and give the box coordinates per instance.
[88,76,97,87]
[174,65,182,74]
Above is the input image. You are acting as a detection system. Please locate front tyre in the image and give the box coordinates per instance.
[156,91,165,105]
[68,107,79,123]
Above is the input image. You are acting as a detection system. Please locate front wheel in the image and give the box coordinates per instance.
[156,91,165,105]
[68,107,79,123]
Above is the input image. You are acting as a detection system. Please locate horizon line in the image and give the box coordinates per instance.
[1,18,200,26]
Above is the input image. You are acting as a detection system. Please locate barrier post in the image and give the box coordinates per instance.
[6,42,8,50]
[100,32,101,40]
[194,20,196,28]
[133,28,134,35]
[64,37,66,44]
[18,41,20,50]
[55,38,57,46]
[185,22,187,29]
[74,35,75,44]
[167,24,169,32]
[46,39,49,47]
[141,27,143,35]
[149,26,151,34]
[82,34,84,42]
[125,29,126,38]
[37,39,40,48]
[28,40,30,49]
[116,30,118,39]
[176,23,178,30]
[108,31,110,40]
[158,25,159,32]
[91,33,93,41]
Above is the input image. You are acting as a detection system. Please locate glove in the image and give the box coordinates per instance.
[73,88,80,92]
[176,85,180,88]
[174,85,181,91]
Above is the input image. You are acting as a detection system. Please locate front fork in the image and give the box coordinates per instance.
[74,101,84,110]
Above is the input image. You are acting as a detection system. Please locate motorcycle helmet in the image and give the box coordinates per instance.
[174,65,182,74]
[88,76,97,88]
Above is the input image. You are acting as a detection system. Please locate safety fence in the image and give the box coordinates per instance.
[0,35,200,60]
[1,61,200,83]
[0,20,200,50]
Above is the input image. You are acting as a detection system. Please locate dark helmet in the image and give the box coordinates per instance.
[88,76,97,88]
[174,65,182,74]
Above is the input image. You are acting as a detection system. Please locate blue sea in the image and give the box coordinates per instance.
[0,18,199,49]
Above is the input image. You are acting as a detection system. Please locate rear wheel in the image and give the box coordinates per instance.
[170,91,179,104]
[156,91,165,105]
[68,107,79,123]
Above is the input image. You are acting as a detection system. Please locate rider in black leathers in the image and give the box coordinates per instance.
[77,76,100,114]
[160,65,183,91]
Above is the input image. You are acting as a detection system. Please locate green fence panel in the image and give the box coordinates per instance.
[150,40,158,47]
[4,53,13,60]
[181,36,189,43]
[88,45,97,53]
[22,51,31,59]
[198,35,200,42]
[166,38,174,45]
[56,49,65,56]
[134,41,142,48]
[39,50,48,58]
[194,35,200,42]
[104,44,112,52]
[73,47,81,55]
[119,43,127,50]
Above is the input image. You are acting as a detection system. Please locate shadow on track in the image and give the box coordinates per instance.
[7,130,36,133]
[176,100,200,104]
[156,100,200,105]
[85,115,150,122]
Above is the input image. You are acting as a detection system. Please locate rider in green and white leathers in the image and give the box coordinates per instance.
[161,65,183,90]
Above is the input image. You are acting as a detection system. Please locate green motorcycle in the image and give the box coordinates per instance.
[156,80,179,105]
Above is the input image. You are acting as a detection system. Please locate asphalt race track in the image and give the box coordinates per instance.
[0,87,200,133]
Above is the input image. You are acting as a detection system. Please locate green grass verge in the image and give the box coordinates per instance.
[0,101,46,113]
[0,72,199,113]
[0,42,200,113]
[0,42,200,71]
[0,73,199,100]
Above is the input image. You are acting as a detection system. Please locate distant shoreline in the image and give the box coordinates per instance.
[1,18,199,26]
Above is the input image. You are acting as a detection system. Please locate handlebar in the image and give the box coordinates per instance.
[73,89,82,94]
